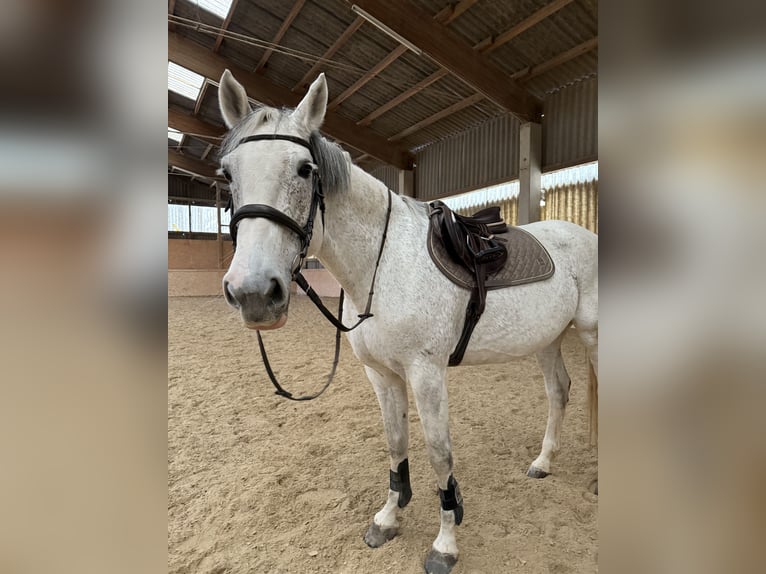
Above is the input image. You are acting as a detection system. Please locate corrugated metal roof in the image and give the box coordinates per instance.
[169,0,597,199]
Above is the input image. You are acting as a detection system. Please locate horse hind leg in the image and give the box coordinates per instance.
[574,309,598,446]
[528,331,571,479]
[574,299,598,492]
[363,366,411,548]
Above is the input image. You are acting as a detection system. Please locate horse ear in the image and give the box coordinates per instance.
[293,73,328,132]
[219,69,252,129]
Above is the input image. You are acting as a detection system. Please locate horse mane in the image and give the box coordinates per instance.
[310,130,350,194]
[219,104,350,194]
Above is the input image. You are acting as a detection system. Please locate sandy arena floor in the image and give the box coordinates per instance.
[169,295,597,573]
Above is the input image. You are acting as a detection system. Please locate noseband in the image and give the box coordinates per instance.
[225,133,393,401]
[228,134,324,275]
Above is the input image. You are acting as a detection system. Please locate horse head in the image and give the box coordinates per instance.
[218,70,329,329]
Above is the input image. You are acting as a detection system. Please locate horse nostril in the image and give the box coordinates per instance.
[223,280,239,307]
[266,278,285,304]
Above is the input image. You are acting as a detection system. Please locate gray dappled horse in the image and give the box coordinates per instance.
[218,71,598,574]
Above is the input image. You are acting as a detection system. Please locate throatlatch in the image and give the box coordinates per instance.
[438,474,464,525]
[389,459,413,508]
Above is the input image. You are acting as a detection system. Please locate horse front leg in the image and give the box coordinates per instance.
[363,366,412,548]
[408,362,462,574]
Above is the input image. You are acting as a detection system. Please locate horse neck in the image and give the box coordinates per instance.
[316,165,392,304]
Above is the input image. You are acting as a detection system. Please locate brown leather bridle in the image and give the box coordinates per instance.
[225,134,393,400]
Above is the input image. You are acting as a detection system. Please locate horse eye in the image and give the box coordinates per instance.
[221,168,232,182]
[297,163,313,179]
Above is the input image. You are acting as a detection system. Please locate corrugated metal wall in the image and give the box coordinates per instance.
[542,77,598,170]
[414,114,520,201]
[367,164,400,194]
[412,78,597,201]
[454,180,598,234]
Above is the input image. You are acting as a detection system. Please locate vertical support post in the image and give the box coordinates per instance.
[215,183,223,269]
[398,169,415,197]
[188,203,192,232]
[518,122,542,224]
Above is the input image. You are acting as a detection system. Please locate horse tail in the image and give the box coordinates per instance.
[587,359,598,446]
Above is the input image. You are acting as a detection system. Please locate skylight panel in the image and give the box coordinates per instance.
[168,61,205,101]
[194,0,233,19]
[168,128,183,143]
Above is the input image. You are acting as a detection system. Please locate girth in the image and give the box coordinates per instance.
[428,200,555,366]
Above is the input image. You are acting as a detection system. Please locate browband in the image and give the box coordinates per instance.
[237,134,316,162]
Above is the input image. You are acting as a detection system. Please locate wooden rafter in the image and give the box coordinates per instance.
[389,93,484,142]
[328,44,408,110]
[193,80,209,115]
[169,33,414,169]
[512,37,598,82]
[168,149,220,179]
[168,0,177,31]
[200,143,214,161]
[293,16,364,92]
[349,0,538,121]
[359,0,571,128]
[357,69,448,127]
[479,0,575,54]
[168,109,225,141]
[434,0,481,25]
[213,0,240,53]
[254,0,306,72]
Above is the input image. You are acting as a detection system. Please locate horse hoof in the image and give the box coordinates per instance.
[363,522,397,548]
[527,466,550,479]
[424,549,458,574]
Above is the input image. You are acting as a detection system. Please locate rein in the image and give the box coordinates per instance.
[227,133,393,400]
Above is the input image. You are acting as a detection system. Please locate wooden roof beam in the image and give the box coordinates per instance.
[434,0,481,25]
[357,69,448,127]
[328,44,408,110]
[389,93,484,142]
[478,0,575,54]
[512,37,598,82]
[168,0,177,31]
[349,0,538,121]
[169,32,414,169]
[168,109,225,142]
[168,149,221,180]
[293,16,364,92]
[213,0,240,53]
[255,0,306,72]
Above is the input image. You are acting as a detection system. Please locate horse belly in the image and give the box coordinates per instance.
[458,278,578,365]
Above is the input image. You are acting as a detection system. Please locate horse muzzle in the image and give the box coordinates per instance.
[223,275,290,329]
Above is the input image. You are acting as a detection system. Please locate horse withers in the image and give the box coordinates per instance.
[217,70,598,574]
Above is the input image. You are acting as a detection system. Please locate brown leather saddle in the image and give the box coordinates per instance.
[427,200,555,366]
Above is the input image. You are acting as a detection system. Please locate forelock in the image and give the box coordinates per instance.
[220,105,291,157]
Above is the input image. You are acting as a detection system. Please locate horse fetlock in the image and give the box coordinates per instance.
[424,548,458,574]
[390,458,413,508]
[438,475,464,525]
[363,522,398,548]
